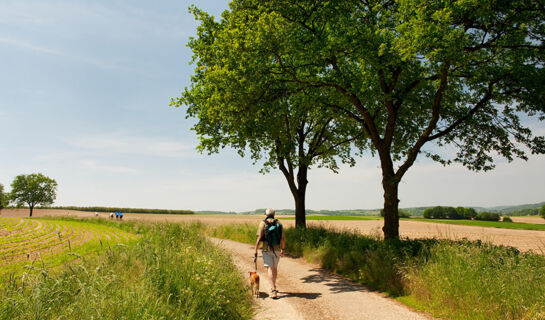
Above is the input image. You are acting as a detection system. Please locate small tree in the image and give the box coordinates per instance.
[10,173,57,217]
[540,205,545,220]
[0,183,6,209]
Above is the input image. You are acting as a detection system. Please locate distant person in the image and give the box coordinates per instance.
[119,212,123,220]
[109,212,114,219]
[95,212,98,217]
[254,208,285,299]
[115,212,119,219]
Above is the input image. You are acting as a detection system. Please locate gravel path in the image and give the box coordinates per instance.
[210,237,433,320]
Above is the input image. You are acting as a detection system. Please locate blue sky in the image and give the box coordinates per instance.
[1,0,544,212]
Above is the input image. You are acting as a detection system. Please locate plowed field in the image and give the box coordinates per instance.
[0,216,136,273]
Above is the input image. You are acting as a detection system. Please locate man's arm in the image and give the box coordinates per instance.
[254,235,261,256]
[280,231,285,257]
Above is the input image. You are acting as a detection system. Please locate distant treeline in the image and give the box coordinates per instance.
[423,206,503,221]
[44,206,194,215]
[502,208,539,216]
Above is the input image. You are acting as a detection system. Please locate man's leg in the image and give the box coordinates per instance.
[267,267,275,289]
[269,266,278,290]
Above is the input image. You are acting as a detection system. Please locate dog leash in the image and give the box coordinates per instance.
[253,253,257,272]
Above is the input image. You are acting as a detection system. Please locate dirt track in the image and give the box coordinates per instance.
[211,237,432,320]
[3,209,543,253]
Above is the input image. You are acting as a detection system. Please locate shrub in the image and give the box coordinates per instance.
[502,216,513,222]
[476,211,501,221]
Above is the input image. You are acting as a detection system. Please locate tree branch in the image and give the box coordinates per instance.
[396,62,451,179]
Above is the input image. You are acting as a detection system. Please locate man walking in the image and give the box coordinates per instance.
[254,208,285,299]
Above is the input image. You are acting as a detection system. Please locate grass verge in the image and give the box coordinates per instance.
[0,220,253,320]
[209,223,545,319]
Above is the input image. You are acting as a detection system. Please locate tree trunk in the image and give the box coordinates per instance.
[29,205,33,217]
[294,165,308,228]
[381,175,400,240]
[294,189,307,228]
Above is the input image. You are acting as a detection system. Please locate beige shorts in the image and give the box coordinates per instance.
[262,250,280,268]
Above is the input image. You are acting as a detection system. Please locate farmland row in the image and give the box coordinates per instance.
[0,217,136,266]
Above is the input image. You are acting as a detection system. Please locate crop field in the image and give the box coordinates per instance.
[0,216,136,276]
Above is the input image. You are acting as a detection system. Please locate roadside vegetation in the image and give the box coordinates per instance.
[0,219,252,320]
[210,224,545,320]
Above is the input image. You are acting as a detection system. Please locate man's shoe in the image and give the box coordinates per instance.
[271,289,278,299]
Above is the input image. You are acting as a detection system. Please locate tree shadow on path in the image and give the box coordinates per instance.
[276,291,322,300]
[300,268,374,294]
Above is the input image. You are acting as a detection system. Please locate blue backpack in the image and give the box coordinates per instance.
[262,219,282,247]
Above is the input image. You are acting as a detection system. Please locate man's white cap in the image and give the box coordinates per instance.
[265,208,275,217]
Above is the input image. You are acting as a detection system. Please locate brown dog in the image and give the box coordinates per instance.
[249,271,260,298]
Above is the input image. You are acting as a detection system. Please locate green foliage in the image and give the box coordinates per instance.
[423,206,477,220]
[0,183,6,209]
[10,173,57,216]
[476,211,501,222]
[0,222,252,320]
[502,216,513,223]
[212,224,545,319]
[49,206,194,215]
[175,4,366,227]
[540,205,545,219]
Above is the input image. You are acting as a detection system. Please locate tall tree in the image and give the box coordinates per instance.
[199,0,545,239]
[173,7,363,228]
[10,173,58,217]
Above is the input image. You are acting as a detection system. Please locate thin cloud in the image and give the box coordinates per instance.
[67,133,196,158]
[81,159,137,174]
[0,36,119,70]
